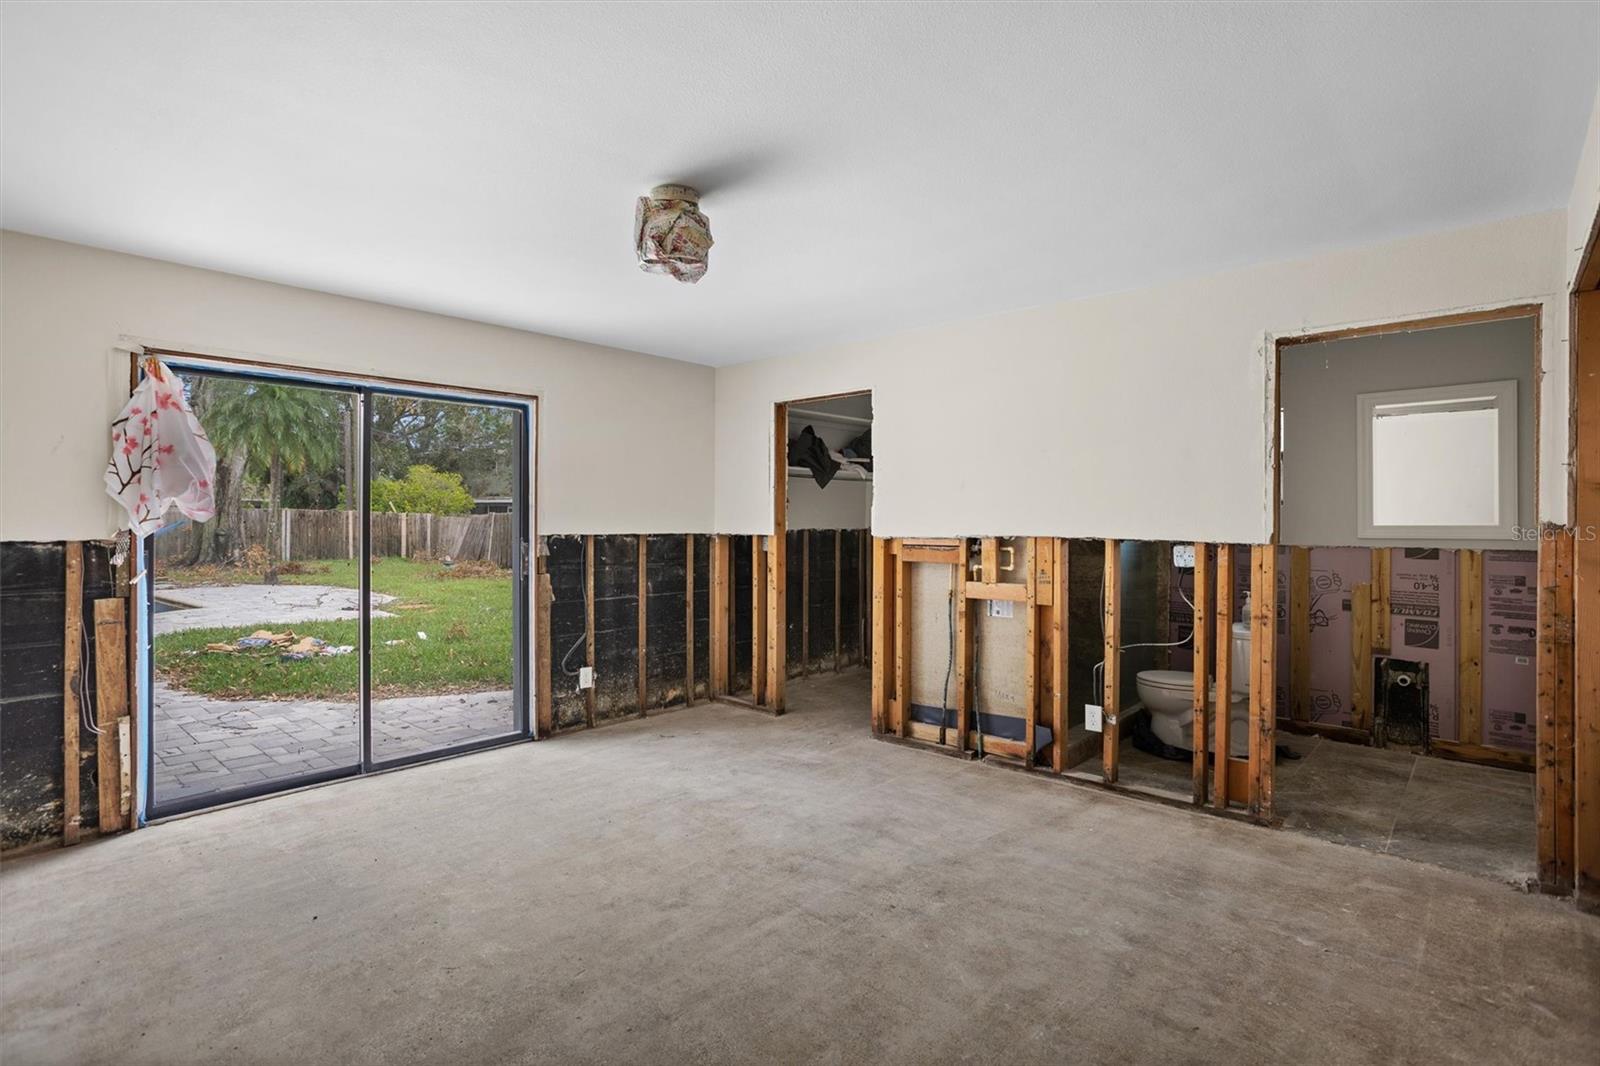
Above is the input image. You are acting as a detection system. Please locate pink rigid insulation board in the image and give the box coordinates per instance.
[1388,548,1458,741]
[1161,544,1533,751]
[1482,550,1537,752]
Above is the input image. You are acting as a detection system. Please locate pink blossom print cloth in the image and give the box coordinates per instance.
[104,359,217,534]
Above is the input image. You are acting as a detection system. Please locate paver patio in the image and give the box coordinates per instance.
[151,681,518,807]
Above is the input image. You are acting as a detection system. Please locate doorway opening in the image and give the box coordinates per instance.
[1269,306,1550,883]
[141,354,533,818]
[711,391,873,718]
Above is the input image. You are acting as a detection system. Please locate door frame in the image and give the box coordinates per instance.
[136,348,538,821]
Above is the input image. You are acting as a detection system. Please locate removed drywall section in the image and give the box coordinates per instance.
[644,534,688,709]
[692,535,711,701]
[544,535,590,730]
[1279,316,1536,550]
[713,212,1565,540]
[0,232,715,541]
[730,536,754,694]
[1,542,114,851]
[592,536,640,720]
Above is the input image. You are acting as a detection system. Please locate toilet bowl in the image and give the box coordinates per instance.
[1133,620,1252,759]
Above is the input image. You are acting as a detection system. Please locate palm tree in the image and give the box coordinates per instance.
[205,381,345,583]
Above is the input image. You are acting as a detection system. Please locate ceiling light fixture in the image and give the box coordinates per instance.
[634,183,712,283]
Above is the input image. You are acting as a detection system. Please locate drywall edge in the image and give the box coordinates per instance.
[712,211,1568,541]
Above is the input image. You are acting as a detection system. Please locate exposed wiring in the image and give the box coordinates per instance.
[79,616,102,737]
[558,544,591,684]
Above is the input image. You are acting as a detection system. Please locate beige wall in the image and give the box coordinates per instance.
[0,232,715,540]
[713,211,1568,542]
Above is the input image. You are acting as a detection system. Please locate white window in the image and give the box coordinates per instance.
[1356,380,1517,540]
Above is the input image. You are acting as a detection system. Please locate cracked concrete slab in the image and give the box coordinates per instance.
[152,583,396,635]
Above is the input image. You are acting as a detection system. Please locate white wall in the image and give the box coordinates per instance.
[0,232,715,540]
[787,478,872,531]
[713,211,1568,541]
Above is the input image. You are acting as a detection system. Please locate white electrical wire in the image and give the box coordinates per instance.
[79,616,103,736]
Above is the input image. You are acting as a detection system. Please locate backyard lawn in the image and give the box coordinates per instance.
[155,558,515,700]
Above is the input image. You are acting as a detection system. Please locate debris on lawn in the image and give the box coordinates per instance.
[203,629,354,660]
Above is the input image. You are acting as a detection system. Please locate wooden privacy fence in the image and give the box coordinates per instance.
[154,509,515,569]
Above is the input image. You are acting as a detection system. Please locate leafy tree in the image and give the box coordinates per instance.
[369,465,476,516]
[370,398,515,498]
[205,381,345,582]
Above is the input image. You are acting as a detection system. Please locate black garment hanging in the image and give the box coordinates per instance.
[788,425,840,488]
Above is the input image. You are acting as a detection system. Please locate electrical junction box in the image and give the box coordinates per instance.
[578,666,595,690]
[1084,703,1103,732]
[1172,544,1196,569]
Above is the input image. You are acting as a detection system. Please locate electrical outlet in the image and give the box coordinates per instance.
[578,666,595,690]
[988,599,1014,619]
[1172,544,1196,569]
[1084,703,1103,732]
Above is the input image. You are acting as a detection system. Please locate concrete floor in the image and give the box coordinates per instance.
[1105,727,1537,885]
[3,671,1596,1065]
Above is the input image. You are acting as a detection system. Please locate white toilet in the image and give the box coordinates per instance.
[1134,620,1252,759]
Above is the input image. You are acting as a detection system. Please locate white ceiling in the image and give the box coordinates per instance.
[4,2,1597,366]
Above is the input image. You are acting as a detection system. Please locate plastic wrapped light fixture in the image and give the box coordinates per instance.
[634,184,712,283]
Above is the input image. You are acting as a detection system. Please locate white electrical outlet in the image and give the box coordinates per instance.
[1172,544,1196,569]
[1084,703,1103,732]
[988,599,1014,619]
[578,666,595,690]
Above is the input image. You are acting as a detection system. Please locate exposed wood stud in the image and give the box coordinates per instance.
[767,404,788,712]
[1250,545,1277,820]
[585,535,596,728]
[93,598,128,834]
[954,539,971,753]
[62,542,83,845]
[1213,545,1235,810]
[1051,538,1068,773]
[1574,288,1600,907]
[1537,525,1577,892]
[752,536,767,705]
[1350,582,1373,734]
[894,539,911,737]
[1192,543,1211,805]
[870,537,892,733]
[1102,539,1121,785]
[1370,548,1392,652]
[1289,546,1311,722]
[1458,549,1484,746]
[1024,539,1039,768]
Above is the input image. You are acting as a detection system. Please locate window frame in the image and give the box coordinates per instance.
[1355,378,1518,541]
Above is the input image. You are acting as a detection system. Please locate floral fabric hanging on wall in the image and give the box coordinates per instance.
[104,358,217,534]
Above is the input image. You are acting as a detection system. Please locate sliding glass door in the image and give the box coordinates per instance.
[145,363,529,818]
[365,391,525,767]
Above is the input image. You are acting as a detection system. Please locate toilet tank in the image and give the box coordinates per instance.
[1230,621,1252,695]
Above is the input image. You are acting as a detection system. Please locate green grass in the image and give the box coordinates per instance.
[155,558,515,700]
